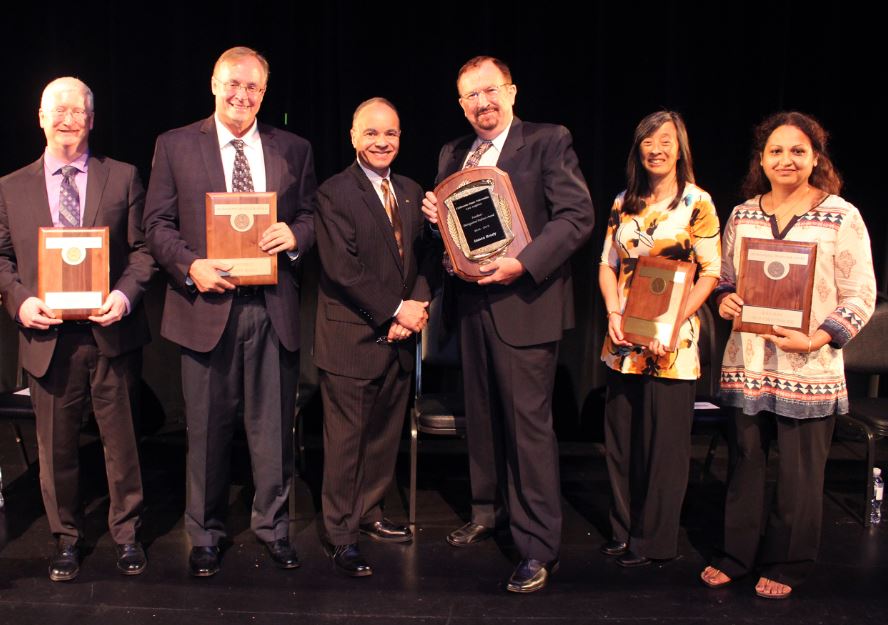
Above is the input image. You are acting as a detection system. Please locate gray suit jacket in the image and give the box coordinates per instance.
[143,116,317,353]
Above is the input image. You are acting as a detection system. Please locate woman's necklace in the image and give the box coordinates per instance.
[766,185,813,230]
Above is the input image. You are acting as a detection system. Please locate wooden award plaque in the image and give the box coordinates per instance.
[734,237,817,334]
[38,227,109,320]
[434,167,532,282]
[206,192,278,286]
[621,255,696,352]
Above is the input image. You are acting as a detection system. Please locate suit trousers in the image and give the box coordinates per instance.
[180,294,298,547]
[319,361,410,545]
[603,370,695,559]
[459,289,562,562]
[30,325,143,546]
[714,410,835,587]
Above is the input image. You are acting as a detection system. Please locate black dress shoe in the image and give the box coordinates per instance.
[446,522,494,547]
[330,543,372,577]
[506,558,559,593]
[600,539,628,556]
[359,519,413,543]
[116,543,146,575]
[264,538,301,569]
[617,550,652,568]
[189,546,221,577]
[49,541,81,582]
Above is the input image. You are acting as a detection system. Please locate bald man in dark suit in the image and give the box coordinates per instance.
[314,98,433,576]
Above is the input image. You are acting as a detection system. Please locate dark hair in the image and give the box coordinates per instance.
[620,110,695,215]
[456,56,512,91]
[741,111,842,198]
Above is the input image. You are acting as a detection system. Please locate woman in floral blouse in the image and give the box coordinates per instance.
[700,112,876,599]
[599,111,721,567]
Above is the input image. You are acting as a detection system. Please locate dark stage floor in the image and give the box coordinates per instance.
[1,417,886,625]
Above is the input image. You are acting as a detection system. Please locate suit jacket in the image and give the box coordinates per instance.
[437,118,595,347]
[313,163,433,380]
[0,155,155,377]
[143,116,317,353]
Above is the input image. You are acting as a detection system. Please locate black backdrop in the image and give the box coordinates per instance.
[2,1,885,425]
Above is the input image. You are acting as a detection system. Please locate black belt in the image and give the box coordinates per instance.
[233,286,264,299]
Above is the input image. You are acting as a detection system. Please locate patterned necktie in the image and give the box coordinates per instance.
[231,139,254,192]
[58,165,81,227]
[463,140,493,169]
[380,178,403,259]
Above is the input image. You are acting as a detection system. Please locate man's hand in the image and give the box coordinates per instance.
[386,321,413,342]
[188,259,235,293]
[477,257,525,286]
[395,299,429,333]
[260,222,297,254]
[88,291,127,327]
[421,192,439,225]
[18,297,62,330]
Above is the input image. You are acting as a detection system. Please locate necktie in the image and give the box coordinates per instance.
[381,178,403,259]
[58,165,81,227]
[463,140,493,169]
[231,139,255,192]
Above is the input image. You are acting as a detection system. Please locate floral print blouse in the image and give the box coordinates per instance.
[600,184,721,380]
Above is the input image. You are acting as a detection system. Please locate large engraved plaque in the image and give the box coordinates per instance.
[734,237,817,334]
[621,256,696,352]
[38,227,109,320]
[206,192,278,286]
[434,167,531,282]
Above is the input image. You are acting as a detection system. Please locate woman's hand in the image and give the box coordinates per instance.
[607,311,633,347]
[718,292,744,320]
[760,325,812,353]
[646,338,669,356]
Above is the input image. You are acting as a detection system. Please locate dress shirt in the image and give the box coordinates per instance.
[214,115,267,192]
[461,124,512,168]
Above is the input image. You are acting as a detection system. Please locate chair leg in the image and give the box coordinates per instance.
[10,421,30,467]
[409,415,418,526]
[703,431,720,479]
[864,428,876,528]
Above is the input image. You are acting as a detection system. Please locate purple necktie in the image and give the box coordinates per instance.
[58,165,81,227]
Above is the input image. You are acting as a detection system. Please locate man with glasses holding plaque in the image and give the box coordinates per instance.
[0,77,155,581]
[143,47,316,577]
[421,56,594,593]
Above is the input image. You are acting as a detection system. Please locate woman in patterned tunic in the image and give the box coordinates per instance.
[700,112,876,598]
[599,111,721,567]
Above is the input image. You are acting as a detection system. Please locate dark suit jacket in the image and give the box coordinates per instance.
[0,155,155,377]
[142,116,317,353]
[437,118,595,347]
[313,163,433,380]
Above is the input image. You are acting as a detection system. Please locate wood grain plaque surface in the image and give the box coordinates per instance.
[621,255,696,352]
[38,227,109,320]
[434,167,531,281]
[206,192,278,286]
[734,237,816,334]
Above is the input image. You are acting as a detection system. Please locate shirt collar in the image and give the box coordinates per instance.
[214,114,261,150]
[44,149,89,176]
[475,123,511,153]
[356,159,391,185]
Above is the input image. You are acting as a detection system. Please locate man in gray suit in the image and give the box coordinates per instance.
[0,77,155,581]
[143,47,316,577]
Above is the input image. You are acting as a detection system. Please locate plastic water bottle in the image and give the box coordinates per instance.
[872,467,884,525]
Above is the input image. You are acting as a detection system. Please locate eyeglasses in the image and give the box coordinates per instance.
[214,78,266,96]
[460,83,512,102]
[48,107,90,122]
